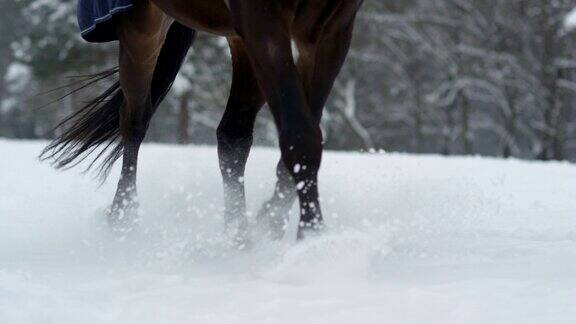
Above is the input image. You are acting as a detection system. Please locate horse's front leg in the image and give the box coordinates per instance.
[218,37,264,242]
[228,0,324,240]
[108,2,171,232]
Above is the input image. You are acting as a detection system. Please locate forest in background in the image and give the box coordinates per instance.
[2,0,576,161]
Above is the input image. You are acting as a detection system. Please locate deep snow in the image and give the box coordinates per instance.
[1,139,575,323]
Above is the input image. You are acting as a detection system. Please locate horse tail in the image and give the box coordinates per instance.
[41,22,197,180]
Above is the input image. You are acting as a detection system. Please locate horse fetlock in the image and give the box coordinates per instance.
[297,218,325,241]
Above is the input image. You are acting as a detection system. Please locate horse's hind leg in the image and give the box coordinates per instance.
[256,1,361,239]
[300,2,361,117]
[108,2,171,231]
[255,160,298,239]
[228,0,324,240]
[217,37,264,240]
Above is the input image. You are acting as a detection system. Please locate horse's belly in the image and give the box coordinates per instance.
[152,0,236,37]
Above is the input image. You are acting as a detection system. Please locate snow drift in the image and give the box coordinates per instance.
[0,140,575,323]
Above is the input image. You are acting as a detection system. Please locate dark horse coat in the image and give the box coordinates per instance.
[78,0,134,42]
[47,0,364,240]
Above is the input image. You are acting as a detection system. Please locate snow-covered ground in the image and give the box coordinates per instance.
[1,139,575,324]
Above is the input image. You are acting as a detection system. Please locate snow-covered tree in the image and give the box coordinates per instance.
[2,0,576,161]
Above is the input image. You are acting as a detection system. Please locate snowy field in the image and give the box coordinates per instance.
[1,139,575,324]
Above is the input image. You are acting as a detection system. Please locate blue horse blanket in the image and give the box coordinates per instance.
[78,0,134,42]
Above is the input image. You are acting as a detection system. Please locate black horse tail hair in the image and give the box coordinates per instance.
[40,22,196,181]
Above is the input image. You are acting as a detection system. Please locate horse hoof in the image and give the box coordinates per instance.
[253,215,288,241]
[232,234,253,251]
[255,204,290,241]
[297,222,326,241]
[106,205,139,235]
[224,218,252,249]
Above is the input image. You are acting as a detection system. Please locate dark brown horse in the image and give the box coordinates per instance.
[42,0,364,241]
